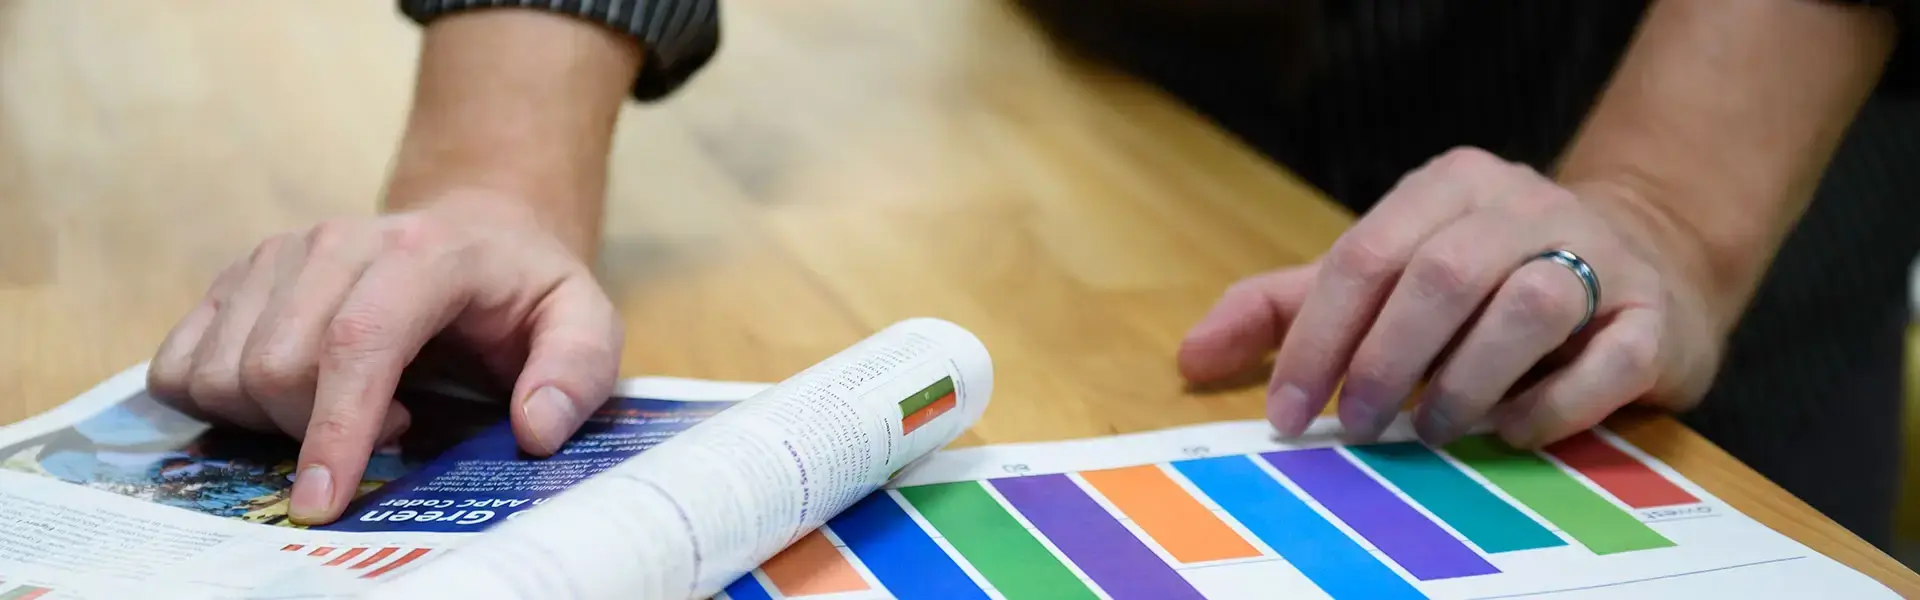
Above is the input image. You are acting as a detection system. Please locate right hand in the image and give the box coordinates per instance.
[146,192,623,525]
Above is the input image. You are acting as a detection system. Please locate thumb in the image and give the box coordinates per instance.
[1178,263,1320,383]
[508,276,623,457]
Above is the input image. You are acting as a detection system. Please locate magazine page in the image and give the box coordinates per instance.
[0,365,768,600]
[362,317,996,600]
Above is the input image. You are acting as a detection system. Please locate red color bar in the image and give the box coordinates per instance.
[308,547,334,557]
[901,392,956,435]
[360,548,431,580]
[280,544,304,552]
[1545,430,1699,508]
[350,548,398,570]
[325,547,368,567]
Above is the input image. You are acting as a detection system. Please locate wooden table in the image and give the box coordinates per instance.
[2,0,1915,595]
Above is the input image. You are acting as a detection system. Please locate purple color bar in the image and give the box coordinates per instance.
[1264,448,1500,580]
[989,474,1204,600]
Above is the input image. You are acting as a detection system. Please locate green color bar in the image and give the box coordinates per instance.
[0,586,48,600]
[1445,435,1674,555]
[899,376,956,415]
[1348,442,1566,553]
[896,481,1097,599]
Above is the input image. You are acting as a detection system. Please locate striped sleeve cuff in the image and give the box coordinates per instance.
[398,0,720,102]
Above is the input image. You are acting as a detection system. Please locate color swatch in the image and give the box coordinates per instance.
[722,430,1706,600]
[278,544,436,580]
[0,585,50,600]
[899,377,957,435]
[1447,435,1675,555]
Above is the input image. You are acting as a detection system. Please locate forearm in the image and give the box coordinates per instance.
[1555,0,1896,334]
[384,9,643,261]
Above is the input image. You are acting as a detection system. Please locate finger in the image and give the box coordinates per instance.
[243,221,383,437]
[1266,148,1516,436]
[1495,307,1661,449]
[149,260,249,406]
[189,237,303,432]
[1177,264,1318,383]
[374,401,414,449]
[1413,253,1595,445]
[289,256,464,525]
[509,276,623,457]
[1337,209,1559,442]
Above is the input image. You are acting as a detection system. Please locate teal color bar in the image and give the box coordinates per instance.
[1347,442,1565,553]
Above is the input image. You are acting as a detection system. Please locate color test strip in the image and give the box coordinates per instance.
[0,587,49,600]
[1446,435,1674,555]
[308,546,334,557]
[900,377,957,435]
[360,548,431,579]
[1348,442,1565,553]
[759,530,870,596]
[1173,456,1423,600]
[280,544,303,552]
[1264,448,1500,580]
[1545,430,1700,509]
[722,576,775,600]
[325,547,368,567]
[990,474,1204,600]
[897,481,1097,599]
[1079,464,1261,563]
[829,491,989,600]
[350,547,398,570]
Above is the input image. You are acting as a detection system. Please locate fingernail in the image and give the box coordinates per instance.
[1268,383,1312,437]
[1415,402,1458,445]
[289,465,333,523]
[1338,382,1401,442]
[523,386,580,455]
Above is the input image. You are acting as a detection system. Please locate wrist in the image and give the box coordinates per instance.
[1563,177,1744,336]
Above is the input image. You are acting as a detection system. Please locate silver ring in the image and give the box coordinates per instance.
[1531,249,1601,335]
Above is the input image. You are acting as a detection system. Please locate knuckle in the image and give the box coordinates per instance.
[304,413,361,444]
[1344,346,1400,390]
[380,213,446,255]
[240,346,313,400]
[1510,182,1577,215]
[304,218,357,254]
[324,310,392,353]
[1406,248,1478,299]
[1432,146,1503,175]
[1326,233,1400,284]
[1505,267,1583,325]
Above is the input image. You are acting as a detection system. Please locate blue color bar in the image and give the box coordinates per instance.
[827,490,990,600]
[721,576,773,600]
[1173,456,1425,600]
[1264,448,1500,580]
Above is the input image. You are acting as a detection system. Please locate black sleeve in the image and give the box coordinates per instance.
[398,0,720,102]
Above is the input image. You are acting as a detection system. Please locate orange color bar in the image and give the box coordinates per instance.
[759,531,869,596]
[307,547,334,557]
[280,544,303,552]
[901,392,957,435]
[325,547,368,567]
[350,547,398,570]
[360,548,431,580]
[1081,465,1261,563]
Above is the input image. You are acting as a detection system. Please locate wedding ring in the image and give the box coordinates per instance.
[1531,249,1601,335]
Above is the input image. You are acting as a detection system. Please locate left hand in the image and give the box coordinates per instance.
[1177,147,1725,448]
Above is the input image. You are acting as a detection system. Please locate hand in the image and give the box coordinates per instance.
[1177,147,1724,448]
[146,192,623,525]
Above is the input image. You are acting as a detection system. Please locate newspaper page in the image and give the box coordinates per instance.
[363,317,996,600]
[0,318,992,600]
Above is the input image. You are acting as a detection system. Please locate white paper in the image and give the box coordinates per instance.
[708,415,1900,600]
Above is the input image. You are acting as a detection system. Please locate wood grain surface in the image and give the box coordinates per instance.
[1,0,1914,595]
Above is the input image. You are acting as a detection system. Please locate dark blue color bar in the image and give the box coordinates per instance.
[828,490,991,600]
[1173,456,1426,600]
[722,575,773,600]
